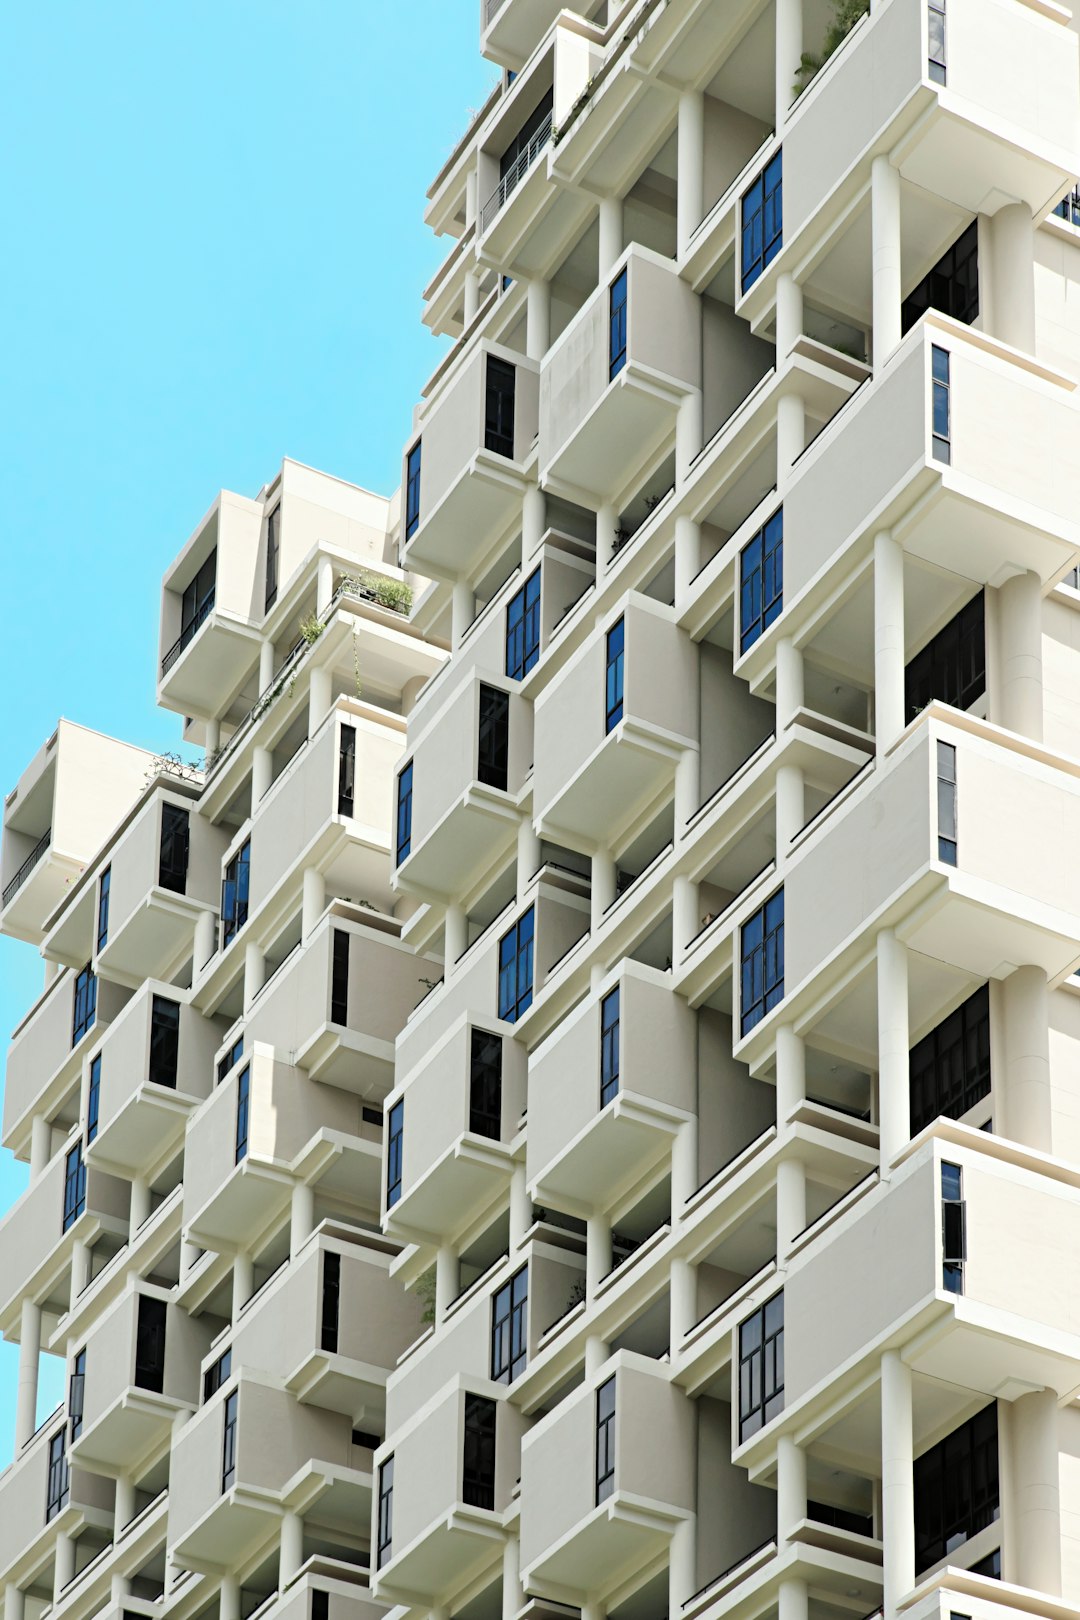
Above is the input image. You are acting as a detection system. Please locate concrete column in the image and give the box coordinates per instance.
[259,640,276,693]
[316,557,335,618]
[775,762,805,856]
[15,1299,40,1450]
[69,1240,89,1310]
[509,1165,531,1251]
[591,849,616,933]
[598,196,623,275]
[301,867,326,943]
[668,1517,697,1619]
[290,1182,315,1258]
[675,748,701,833]
[881,1350,915,1620]
[671,1116,700,1210]
[435,1244,459,1322]
[205,718,221,758]
[243,941,265,1009]
[677,88,705,257]
[5,1584,24,1620]
[526,279,551,360]
[673,875,701,964]
[874,530,905,756]
[872,156,902,370]
[586,1214,612,1297]
[674,515,702,605]
[30,1117,51,1180]
[776,391,805,485]
[1002,965,1052,1153]
[194,906,216,971]
[777,1433,807,1539]
[1010,1389,1061,1594]
[596,502,618,570]
[522,483,546,562]
[110,1575,132,1604]
[466,169,478,230]
[776,1154,807,1261]
[251,746,272,806]
[877,929,910,1169]
[280,1509,304,1586]
[774,637,803,729]
[776,0,803,125]
[998,571,1043,742]
[451,579,474,648]
[669,1256,697,1346]
[676,388,704,485]
[501,1532,523,1620]
[444,905,467,974]
[584,1336,610,1379]
[53,1535,75,1602]
[778,1580,808,1620]
[114,1475,136,1538]
[308,665,332,732]
[989,202,1035,354]
[775,1024,805,1128]
[464,269,480,326]
[517,818,541,900]
[129,1177,151,1239]
[775,273,803,361]
[181,1240,200,1277]
[232,1253,254,1321]
[219,1575,241,1620]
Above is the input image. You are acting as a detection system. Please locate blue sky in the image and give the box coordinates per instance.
[0,1,492,1463]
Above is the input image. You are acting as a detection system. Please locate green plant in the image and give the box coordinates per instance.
[416,1267,437,1326]
[352,630,363,700]
[793,0,869,95]
[373,577,413,615]
[299,613,324,646]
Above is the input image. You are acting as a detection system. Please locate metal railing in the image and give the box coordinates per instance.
[3,827,51,907]
[161,589,216,676]
[480,112,553,231]
[484,0,507,22]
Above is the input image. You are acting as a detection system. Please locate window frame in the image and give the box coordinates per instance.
[497,906,535,1024]
[477,684,510,791]
[484,354,517,458]
[462,1392,498,1510]
[264,503,280,612]
[45,1429,70,1522]
[738,1289,785,1441]
[158,802,190,895]
[148,995,180,1090]
[931,344,951,464]
[914,1403,998,1574]
[331,929,350,1025]
[605,617,625,734]
[600,987,620,1108]
[469,1028,503,1140]
[96,867,111,954]
[405,442,422,540]
[377,1456,394,1568]
[491,1264,528,1384]
[386,1100,404,1209]
[909,983,990,1137]
[338,723,356,818]
[740,888,785,1036]
[87,1054,102,1145]
[221,1388,239,1493]
[505,567,541,681]
[321,1251,341,1353]
[395,762,413,866]
[595,1374,617,1503]
[72,963,97,1047]
[221,839,251,947]
[609,267,628,381]
[739,508,783,654]
[234,1066,251,1165]
[741,150,783,294]
[62,1140,87,1233]
[69,1348,86,1443]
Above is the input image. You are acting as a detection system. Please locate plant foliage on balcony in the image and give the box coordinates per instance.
[794,0,870,95]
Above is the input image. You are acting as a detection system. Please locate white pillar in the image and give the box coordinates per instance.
[775,273,803,361]
[205,718,221,758]
[586,1214,612,1297]
[776,1154,807,1261]
[671,1116,700,1211]
[69,1240,89,1310]
[874,530,905,755]
[596,502,618,570]
[280,1509,304,1586]
[668,1517,697,1619]
[259,639,276,691]
[676,388,704,485]
[30,1117,51,1180]
[219,1576,241,1620]
[114,1475,136,1538]
[1002,965,1052,1153]
[776,0,803,125]
[466,169,478,230]
[290,1182,315,1258]
[181,1239,200,1276]
[232,1253,254,1321]
[15,1299,40,1450]
[670,1257,697,1346]
[775,638,803,729]
[776,391,805,485]
[110,1575,132,1604]
[517,818,541,900]
[775,762,805,856]
[129,1177,150,1239]
[53,1535,75,1602]
[675,515,702,605]
[775,1025,805,1128]
[251,746,272,807]
[881,1350,915,1620]
[435,1244,458,1322]
[872,156,902,370]
[598,196,623,275]
[502,1533,523,1620]
[301,867,326,943]
[4,1585,24,1620]
[526,279,551,360]
[464,269,480,326]
[451,579,474,648]
[777,1433,807,1539]
[676,88,705,258]
[998,571,1043,742]
[243,941,265,1009]
[444,905,467,974]
[778,1580,808,1620]
[675,748,701,833]
[585,1336,609,1379]
[989,202,1035,354]
[316,557,335,618]
[194,906,216,972]
[591,849,616,933]
[877,929,909,1169]
[1010,1390,1061,1594]
[673,875,701,964]
[308,665,332,732]
[522,483,546,563]
[509,1166,531,1251]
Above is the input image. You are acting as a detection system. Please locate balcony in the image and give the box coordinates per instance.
[533,596,697,849]
[519,1354,694,1597]
[268,1568,384,1620]
[402,341,539,580]
[539,247,700,503]
[0,1406,113,1585]
[527,963,694,1217]
[481,0,567,73]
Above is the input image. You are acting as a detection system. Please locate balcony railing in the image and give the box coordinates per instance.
[484,0,506,22]
[161,589,216,676]
[3,827,52,907]
[480,111,553,231]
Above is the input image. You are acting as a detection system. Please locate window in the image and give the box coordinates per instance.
[405,442,422,540]
[331,930,350,1025]
[321,1251,341,1353]
[221,840,251,946]
[217,1035,244,1085]
[941,1161,966,1294]
[600,988,620,1108]
[386,1100,404,1209]
[928,0,946,84]
[203,1347,231,1401]
[740,889,785,1036]
[937,741,957,865]
[69,1349,86,1443]
[506,568,540,681]
[395,763,413,865]
[149,996,180,1089]
[739,508,783,654]
[135,1295,167,1393]
[96,868,111,954]
[905,592,984,721]
[462,1394,497,1509]
[63,1140,86,1233]
[609,268,628,380]
[738,1290,785,1441]
[491,1266,528,1383]
[221,1389,239,1492]
[87,1055,101,1145]
[45,1430,69,1521]
[497,906,534,1024]
[596,1375,616,1502]
[72,963,97,1046]
[178,548,217,650]
[1054,186,1080,227]
[376,1457,394,1568]
[469,1029,502,1139]
[311,1593,329,1620]
[485,355,516,458]
[265,504,280,612]
[605,618,625,733]
[159,803,190,894]
[477,685,510,790]
[741,151,782,293]
[235,1066,251,1164]
[902,222,978,335]
[909,983,990,1136]
[914,1404,998,1574]
[931,344,951,464]
[336,722,357,818]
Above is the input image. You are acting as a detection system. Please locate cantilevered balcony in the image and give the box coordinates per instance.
[481,0,569,73]
[0,1405,112,1586]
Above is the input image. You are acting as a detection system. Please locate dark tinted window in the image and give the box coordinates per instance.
[914,1404,998,1574]
[149,996,180,1089]
[905,593,984,721]
[477,685,510,790]
[910,984,990,1136]
[902,219,978,334]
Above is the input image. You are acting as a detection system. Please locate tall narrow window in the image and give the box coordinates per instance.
[221,1389,239,1492]
[469,1029,503,1139]
[909,983,990,1136]
[331,930,350,1025]
[377,1457,394,1568]
[937,741,957,865]
[477,685,510,791]
[72,963,97,1046]
[902,225,978,335]
[87,1055,101,1145]
[739,508,783,654]
[738,1290,785,1441]
[96,868,111,954]
[462,1394,497,1509]
[222,840,251,946]
[506,568,541,681]
[159,803,190,894]
[386,1100,404,1209]
[203,1346,232,1401]
[914,1405,998,1574]
[931,344,951,463]
[485,356,516,458]
[491,1265,528,1383]
[609,268,628,380]
[63,1140,86,1233]
[217,1035,244,1085]
[265,505,280,612]
[321,1252,341,1353]
[605,618,625,733]
[741,151,783,293]
[928,0,946,82]
[941,1161,966,1294]
[149,996,180,1089]
[69,1348,86,1442]
[497,906,534,1024]
[405,442,422,540]
[167,547,217,673]
[905,592,984,721]
[600,987,620,1107]
[45,1430,69,1521]
[235,1066,251,1164]
[135,1295,167,1393]
[396,763,413,865]
[338,725,356,817]
[595,1376,616,1502]
[740,889,785,1036]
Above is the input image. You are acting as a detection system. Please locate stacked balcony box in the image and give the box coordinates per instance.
[0,1407,113,1579]
[273,1574,386,1620]
[481,0,568,74]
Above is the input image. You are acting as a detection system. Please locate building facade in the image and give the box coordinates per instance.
[5,8,1080,1620]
